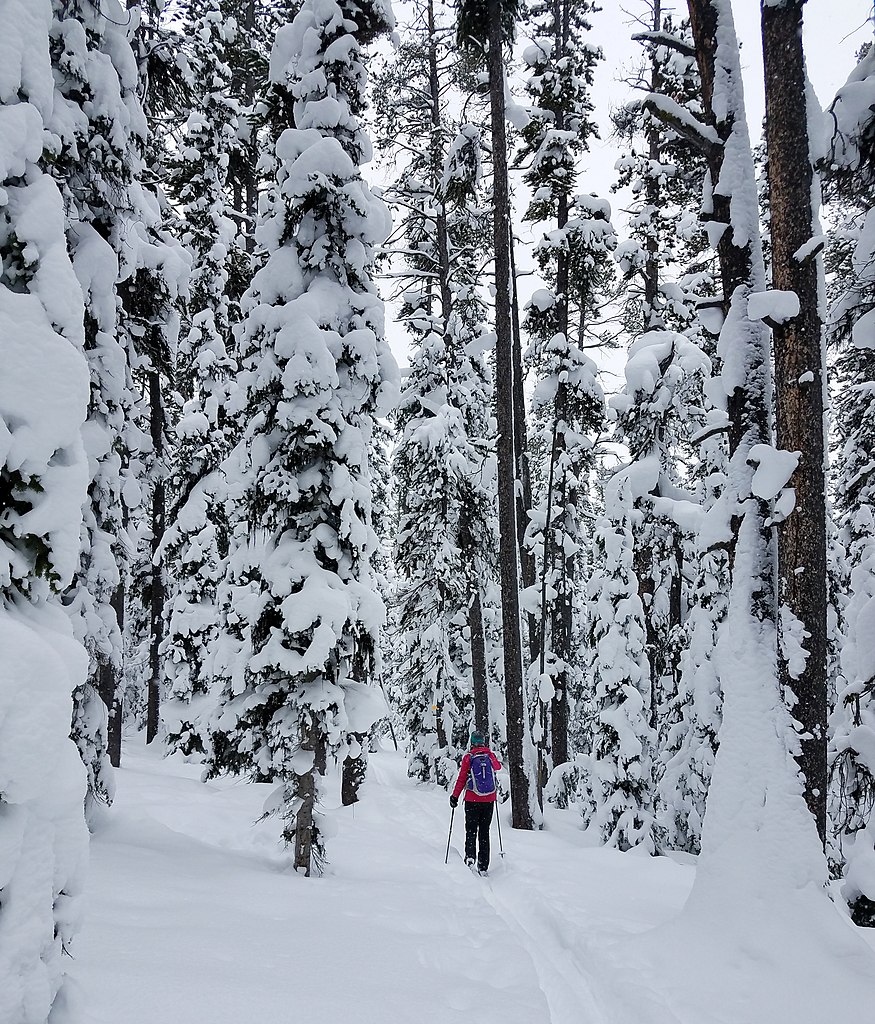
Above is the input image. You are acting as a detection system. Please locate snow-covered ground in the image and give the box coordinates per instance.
[71,739,875,1024]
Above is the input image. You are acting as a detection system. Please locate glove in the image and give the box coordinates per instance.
[449,795,458,809]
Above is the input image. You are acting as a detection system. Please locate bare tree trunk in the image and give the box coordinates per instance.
[510,242,538,665]
[291,715,327,875]
[550,481,573,769]
[635,541,659,731]
[644,0,663,329]
[146,370,164,744]
[668,533,684,693]
[470,588,489,734]
[761,0,827,846]
[488,0,534,829]
[637,0,665,723]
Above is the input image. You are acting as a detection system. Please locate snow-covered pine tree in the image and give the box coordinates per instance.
[614,4,710,335]
[0,2,91,1015]
[655,402,727,853]
[517,0,611,794]
[579,471,657,851]
[208,0,397,875]
[458,0,539,830]
[375,0,496,785]
[221,0,282,263]
[611,9,719,838]
[610,328,720,853]
[161,0,241,758]
[645,0,826,911]
[823,45,875,923]
[121,2,192,746]
[50,0,155,798]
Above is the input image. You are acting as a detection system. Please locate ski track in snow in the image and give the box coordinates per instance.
[366,756,610,1024]
[73,740,875,1024]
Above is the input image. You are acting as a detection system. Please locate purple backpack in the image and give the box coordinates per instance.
[467,751,496,796]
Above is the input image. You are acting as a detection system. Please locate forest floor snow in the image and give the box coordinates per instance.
[71,737,875,1024]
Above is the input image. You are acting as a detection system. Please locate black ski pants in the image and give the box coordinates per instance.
[464,800,493,871]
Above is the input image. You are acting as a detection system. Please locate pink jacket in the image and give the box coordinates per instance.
[452,746,502,803]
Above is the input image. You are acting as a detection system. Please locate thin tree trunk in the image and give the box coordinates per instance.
[636,0,664,726]
[644,0,662,329]
[241,0,259,255]
[668,532,684,692]
[636,541,659,731]
[551,476,573,769]
[293,715,325,875]
[761,0,827,846]
[427,0,453,325]
[510,242,538,666]
[536,418,560,805]
[488,0,534,829]
[146,370,164,744]
[470,588,489,735]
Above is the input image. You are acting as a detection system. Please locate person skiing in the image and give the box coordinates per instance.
[450,732,502,874]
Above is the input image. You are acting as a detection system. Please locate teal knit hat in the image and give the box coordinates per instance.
[470,731,485,747]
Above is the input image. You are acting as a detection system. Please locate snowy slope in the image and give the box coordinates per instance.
[71,741,875,1024]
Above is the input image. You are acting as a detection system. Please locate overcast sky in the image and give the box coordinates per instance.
[381,0,875,370]
[579,0,874,202]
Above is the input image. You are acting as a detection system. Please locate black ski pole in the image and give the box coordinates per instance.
[496,799,504,858]
[445,806,455,864]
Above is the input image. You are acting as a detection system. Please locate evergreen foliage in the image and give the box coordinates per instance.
[375,0,496,786]
[51,0,153,805]
[824,47,875,919]
[579,472,656,851]
[162,0,242,757]
[0,2,92,1015]
[206,0,396,874]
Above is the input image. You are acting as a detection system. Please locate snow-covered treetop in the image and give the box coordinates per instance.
[825,44,875,178]
[271,0,394,167]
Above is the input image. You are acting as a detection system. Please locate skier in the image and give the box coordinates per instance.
[450,732,502,874]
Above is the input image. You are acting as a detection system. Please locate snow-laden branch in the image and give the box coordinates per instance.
[631,30,697,59]
[640,93,722,162]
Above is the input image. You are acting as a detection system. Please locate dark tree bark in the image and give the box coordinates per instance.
[98,582,125,768]
[761,0,827,845]
[685,0,775,610]
[510,242,538,666]
[550,480,572,770]
[341,733,367,806]
[640,0,665,721]
[470,588,489,735]
[146,370,165,744]
[487,0,535,829]
[292,715,326,875]
[644,0,663,330]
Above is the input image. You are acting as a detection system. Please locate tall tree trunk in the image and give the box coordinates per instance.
[241,0,259,255]
[550,475,573,769]
[470,588,489,735]
[761,0,827,846]
[488,0,535,829]
[644,0,662,329]
[146,370,164,744]
[636,0,664,724]
[687,0,774,583]
[510,242,538,665]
